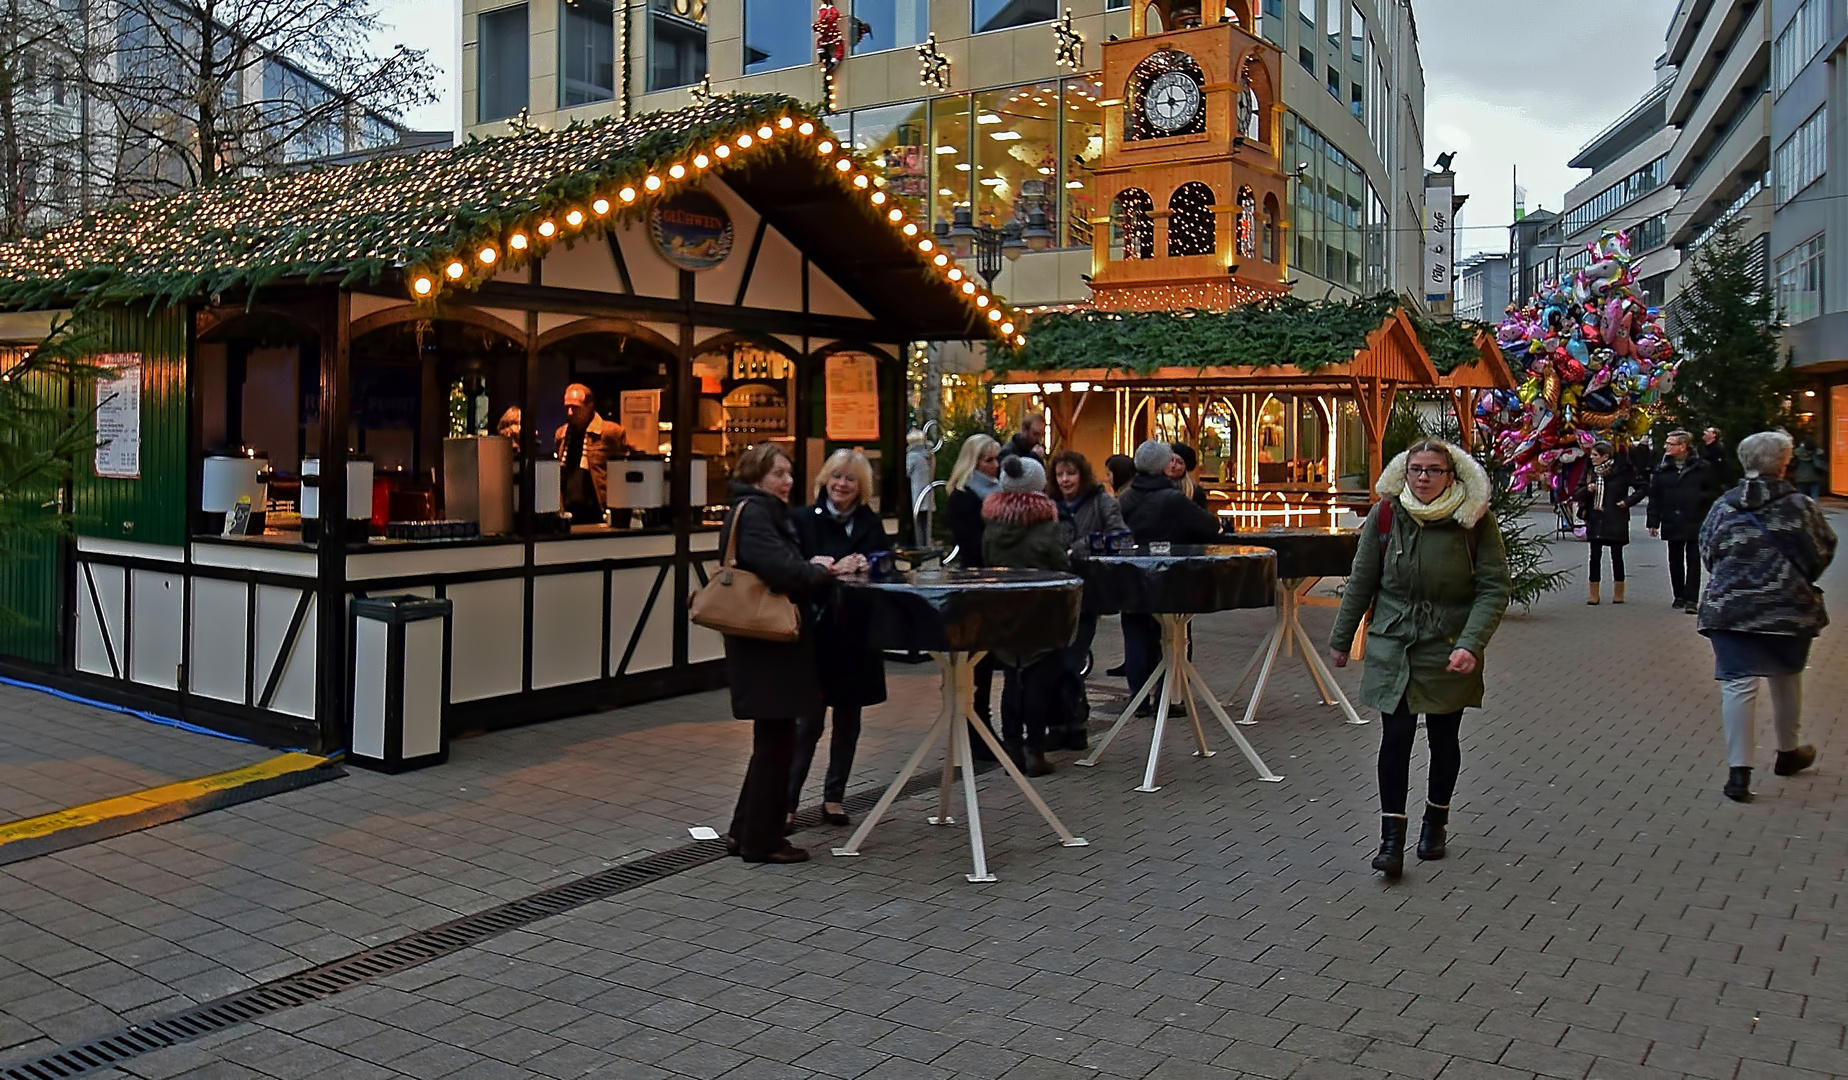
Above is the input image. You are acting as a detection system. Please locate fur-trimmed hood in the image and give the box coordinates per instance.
[1375,441,1492,528]
[982,489,1058,526]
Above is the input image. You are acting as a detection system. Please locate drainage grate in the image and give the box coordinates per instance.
[0,767,945,1080]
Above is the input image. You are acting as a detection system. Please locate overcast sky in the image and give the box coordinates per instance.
[374,0,460,134]
[376,0,1684,256]
[1417,0,1682,256]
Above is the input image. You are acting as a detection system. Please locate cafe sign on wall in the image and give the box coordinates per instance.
[649,191,734,272]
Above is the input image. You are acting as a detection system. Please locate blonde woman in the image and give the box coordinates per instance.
[788,449,883,826]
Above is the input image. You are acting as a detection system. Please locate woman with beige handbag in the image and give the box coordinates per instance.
[710,442,861,864]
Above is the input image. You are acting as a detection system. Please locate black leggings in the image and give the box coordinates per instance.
[788,706,863,812]
[1588,541,1625,583]
[1378,700,1464,815]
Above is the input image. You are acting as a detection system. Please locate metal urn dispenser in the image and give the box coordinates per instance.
[202,450,271,535]
[301,457,376,545]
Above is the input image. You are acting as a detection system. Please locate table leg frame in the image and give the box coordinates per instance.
[1079,613,1281,789]
[833,650,1088,883]
[1229,578,1368,727]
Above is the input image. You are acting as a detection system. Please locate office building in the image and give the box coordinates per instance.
[460,0,1429,308]
[1455,251,1510,322]
[1767,0,1845,490]
[1554,60,1679,307]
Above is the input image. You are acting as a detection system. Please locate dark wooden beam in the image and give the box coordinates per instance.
[470,280,902,340]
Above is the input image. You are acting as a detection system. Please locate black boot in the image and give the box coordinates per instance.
[1723,767,1753,802]
[1024,748,1053,777]
[1416,804,1448,861]
[1371,815,1407,877]
[1002,740,1026,772]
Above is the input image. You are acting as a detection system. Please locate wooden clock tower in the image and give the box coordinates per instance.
[1087,0,1291,311]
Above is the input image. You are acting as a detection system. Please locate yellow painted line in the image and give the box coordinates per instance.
[0,752,331,847]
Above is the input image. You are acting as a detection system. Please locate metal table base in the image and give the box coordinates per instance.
[832,650,1089,882]
[1227,578,1367,726]
[1077,613,1283,791]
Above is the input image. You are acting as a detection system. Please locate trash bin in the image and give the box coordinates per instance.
[349,595,452,773]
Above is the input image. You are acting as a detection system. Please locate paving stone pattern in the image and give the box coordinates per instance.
[0,690,273,820]
[0,511,1844,1079]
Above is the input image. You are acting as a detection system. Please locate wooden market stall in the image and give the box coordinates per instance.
[998,300,1512,527]
[0,94,1015,753]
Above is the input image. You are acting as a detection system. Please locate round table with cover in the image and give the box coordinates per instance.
[1071,544,1284,791]
[831,568,1090,883]
[1225,527,1366,727]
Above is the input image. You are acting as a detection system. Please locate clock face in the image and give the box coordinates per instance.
[1144,70,1203,134]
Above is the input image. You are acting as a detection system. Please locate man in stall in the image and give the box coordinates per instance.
[554,384,626,524]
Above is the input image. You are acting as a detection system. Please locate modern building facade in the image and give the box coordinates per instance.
[1768,0,1848,490]
[1554,64,1680,308]
[1455,251,1510,322]
[459,0,1428,309]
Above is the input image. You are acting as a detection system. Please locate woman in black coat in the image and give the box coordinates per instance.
[788,450,885,826]
[719,443,851,864]
[1574,440,1645,605]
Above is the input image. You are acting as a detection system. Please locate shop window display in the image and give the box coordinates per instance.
[973,83,1060,230]
[929,95,972,229]
[851,101,929,219]
[1062,79,1104,248]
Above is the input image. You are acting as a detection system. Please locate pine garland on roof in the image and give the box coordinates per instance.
[0,95,810,312]
[995,293,1490,376]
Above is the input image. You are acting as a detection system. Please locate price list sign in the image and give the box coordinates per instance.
[94,354,143,480]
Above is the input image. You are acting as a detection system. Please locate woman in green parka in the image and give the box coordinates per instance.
[1330,438,1511,878]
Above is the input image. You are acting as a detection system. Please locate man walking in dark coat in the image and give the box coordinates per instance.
[1649,428,1722,611]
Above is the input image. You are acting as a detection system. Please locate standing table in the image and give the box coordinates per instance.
[1227,528,1365,726]
[831,568,1090,882]
[1074,544,1283,791]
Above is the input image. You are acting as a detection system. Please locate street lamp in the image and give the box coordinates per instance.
[946,205,1049,289]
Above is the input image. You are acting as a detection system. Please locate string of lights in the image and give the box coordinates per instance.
[0,94,1022,347]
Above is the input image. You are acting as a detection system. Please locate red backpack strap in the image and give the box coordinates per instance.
[1377,498,1392,536]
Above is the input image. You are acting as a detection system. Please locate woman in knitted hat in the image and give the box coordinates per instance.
[1329,438,1511,878]
[982,454,1071,775]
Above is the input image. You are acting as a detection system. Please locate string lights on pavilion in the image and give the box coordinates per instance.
[403,108,1022,347]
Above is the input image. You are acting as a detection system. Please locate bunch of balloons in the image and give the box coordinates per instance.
[1482,228,1678,489]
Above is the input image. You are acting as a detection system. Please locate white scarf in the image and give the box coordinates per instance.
[1399,479,1467,525]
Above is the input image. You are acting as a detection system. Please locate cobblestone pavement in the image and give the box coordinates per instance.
[0,511,1844,1079]
[0,686,274,821]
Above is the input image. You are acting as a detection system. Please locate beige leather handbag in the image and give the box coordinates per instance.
[689,503,802,642]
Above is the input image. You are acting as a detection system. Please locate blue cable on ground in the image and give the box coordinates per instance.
[0,672,325,755]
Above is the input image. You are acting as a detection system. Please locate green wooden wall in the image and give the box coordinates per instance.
[0,353,66,665]
[72,307,189,546]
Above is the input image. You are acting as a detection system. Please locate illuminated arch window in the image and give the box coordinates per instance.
[1262,192,1280,263]
[1168,182,1216,257]
[1237,186,1257,261]
[1115,188,1154,259]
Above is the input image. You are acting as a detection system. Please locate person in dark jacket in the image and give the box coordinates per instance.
[1168,442,1211,511]
[982,455,1071,776]
[1701,426,1726,468]
[1104,454,1135,496]
[997,414,1046,464]
[1574,440,1645,605]
[945,433,1003,756]
[1117,439,1222,704]
[718,443,854,864]
[1698,430,1837,802]
[1050,450,1124,751]
[788,449,883,828]
[1649,429,1722,611]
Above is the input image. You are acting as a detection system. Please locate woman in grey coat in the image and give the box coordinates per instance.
[1698,430,1837,802]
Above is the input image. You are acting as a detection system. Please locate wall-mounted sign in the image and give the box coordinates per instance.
[825,353,881,442]
[94,353,142,479]
[649,190,734,272]
[1425,182,1454,305]
[620,389,662,452]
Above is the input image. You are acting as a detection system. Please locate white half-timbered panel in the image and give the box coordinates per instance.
[76,562,125,678]
[188,577,248,704]
[741,226,806,312]
[693,178,762,306]
[531,572,603,689]
[446,578,525,701]
[609,565,669,674]
[540,236,627,295]
[612,219,680,299]
[130,570,184,689]
[257,588,317,718]
[808,261,873,320]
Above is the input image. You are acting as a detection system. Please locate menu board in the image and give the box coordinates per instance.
[621,389,661,452]
[825,353,880,441]
[94,354,142,479]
